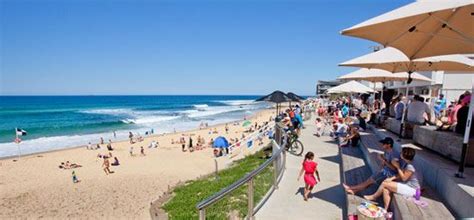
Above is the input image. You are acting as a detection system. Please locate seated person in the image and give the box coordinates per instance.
[364,147,420,210]
[356,113,367,131]
[407,95,431,125]
[343,126,360,147]
[111,157,120,166]
[213,148,223,157]
[343,137,400,194]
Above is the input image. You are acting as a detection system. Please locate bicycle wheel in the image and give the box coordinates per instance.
[289,140,304,156]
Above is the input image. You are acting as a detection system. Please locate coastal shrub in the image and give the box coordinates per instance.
[162,148,274,220]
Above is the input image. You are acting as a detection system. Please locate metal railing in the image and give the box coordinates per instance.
[196,125,288,220]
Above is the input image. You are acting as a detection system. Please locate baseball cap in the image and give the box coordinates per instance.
[379,137,394,146]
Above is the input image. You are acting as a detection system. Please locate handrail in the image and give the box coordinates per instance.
[196,124,287,220]
[196,140,284,210]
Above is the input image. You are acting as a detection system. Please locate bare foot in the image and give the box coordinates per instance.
[343,184,355,195]
[304,197,308,201]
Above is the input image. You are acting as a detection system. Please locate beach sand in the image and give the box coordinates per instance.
[0,109,275,219]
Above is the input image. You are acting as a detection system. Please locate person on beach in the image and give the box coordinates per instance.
[87,142,92,150]
[72,171,79,183]
[225,124,229,134]
[129,132,134,144]
[297,152,320,201]
[343,137,400,194]
[140,146,146,156]
[102,157,112,175]
[113,131,116,139]
[129,146,134,156]
[96,144,101,150]
[364,147,420,210]
[189,137,194,152]
[111,157,120,166]
[100,137,104,145]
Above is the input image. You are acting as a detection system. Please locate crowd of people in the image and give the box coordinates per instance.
[310,95,422,212]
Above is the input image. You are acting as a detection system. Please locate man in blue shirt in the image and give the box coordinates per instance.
[341,104,349,118]
[434,94,446,117]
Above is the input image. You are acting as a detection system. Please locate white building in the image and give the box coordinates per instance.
[385,71,473,103]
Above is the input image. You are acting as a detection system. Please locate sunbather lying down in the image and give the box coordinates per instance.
[59,161,82,169]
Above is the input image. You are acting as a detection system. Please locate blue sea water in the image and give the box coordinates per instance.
[0,95,269,157]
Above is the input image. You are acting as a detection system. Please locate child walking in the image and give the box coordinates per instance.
[297,151,320,201]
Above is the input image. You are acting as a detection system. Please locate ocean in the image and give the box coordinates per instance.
[0,95,269,158]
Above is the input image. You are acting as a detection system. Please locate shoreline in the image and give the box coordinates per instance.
[0,109,272,161]
[0,108,275,219]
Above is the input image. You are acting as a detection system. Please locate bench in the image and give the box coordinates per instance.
[413,125,474,166]
[360,131,455,220]
[340,142,380,218]
[384,117,415,138]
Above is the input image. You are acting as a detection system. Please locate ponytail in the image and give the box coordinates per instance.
[305,151,314,161]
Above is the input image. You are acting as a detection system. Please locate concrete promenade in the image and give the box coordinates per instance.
[255,118,345,220]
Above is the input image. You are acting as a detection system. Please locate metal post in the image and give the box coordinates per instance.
[199,209,206,220]
[456,78,474,178]
[247,178,254,219]
[214,159,219,180]
[273,155,279,189]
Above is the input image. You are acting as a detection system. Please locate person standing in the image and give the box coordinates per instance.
[102,157,112,175]
[128,132,134,144]
[395,96,406,120]
[297,152,320,201]
[189,137,194,152]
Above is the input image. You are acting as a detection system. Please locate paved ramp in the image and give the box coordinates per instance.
[255,120,345,220]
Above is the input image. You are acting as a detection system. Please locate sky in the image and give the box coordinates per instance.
[0,0,412,96]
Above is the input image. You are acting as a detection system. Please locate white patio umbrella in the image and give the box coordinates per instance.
[340,47,474,73]
[338,68,406,114]
[340,0,474,178]
[341,0,474,59]
[326,80,375,94]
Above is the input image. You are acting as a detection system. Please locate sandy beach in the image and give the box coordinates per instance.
[0,109,275,219]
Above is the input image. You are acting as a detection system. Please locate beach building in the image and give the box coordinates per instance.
[316,80,342,96]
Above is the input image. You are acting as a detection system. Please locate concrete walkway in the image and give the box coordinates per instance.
[255,119,346,220]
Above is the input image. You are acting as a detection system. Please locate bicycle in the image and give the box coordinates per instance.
[284,130,304,156]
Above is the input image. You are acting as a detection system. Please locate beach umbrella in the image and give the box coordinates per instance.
[326,80,375,94]
[242,120,252,127]
[340,47,474,73]
[286,92,305,108]
[339,47,474,145]
[256,90,293,114]
[286,92,304,102]
[338,68,407,113]
[341,1,474,59]
[213,136,229,148]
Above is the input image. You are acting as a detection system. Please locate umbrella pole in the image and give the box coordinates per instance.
[456,79,474,178]
[379,82,384,119]
[372,83,376,111]
[399,86,410,138]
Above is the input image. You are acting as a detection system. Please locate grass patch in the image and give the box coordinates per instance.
[162,147,274,219]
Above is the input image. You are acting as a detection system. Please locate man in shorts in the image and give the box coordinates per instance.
[343,137,400,194]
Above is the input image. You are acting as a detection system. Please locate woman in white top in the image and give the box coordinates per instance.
[364,147,420,210]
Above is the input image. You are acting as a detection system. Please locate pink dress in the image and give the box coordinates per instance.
[303,160,318,187]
